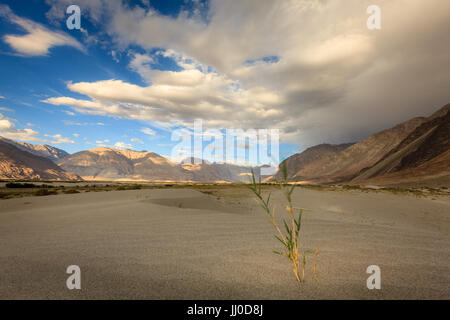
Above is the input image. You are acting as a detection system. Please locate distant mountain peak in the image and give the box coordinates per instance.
[0,138,80,181]
[0,137,70,162]
[273,103,450,186]
[181,157,211,165]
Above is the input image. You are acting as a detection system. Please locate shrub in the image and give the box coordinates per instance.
[116,184,142,191]
[6,182,37,188]
[249,163,319,283]
[127,184,142,190]
[33,189,58,196]
[63,189,80,194]
[40,184,56,189]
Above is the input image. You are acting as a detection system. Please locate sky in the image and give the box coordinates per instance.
[0,0,449,164]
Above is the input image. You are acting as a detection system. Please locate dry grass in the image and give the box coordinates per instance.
[2,178,447,200]
[248,164,318,283]
[33,188,58,196]
[301,183,450,197]
[0,182,147,199]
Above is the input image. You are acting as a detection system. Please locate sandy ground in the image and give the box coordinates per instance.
[0,187,449,299]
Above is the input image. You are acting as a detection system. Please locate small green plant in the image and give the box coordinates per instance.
[249,163,319,283]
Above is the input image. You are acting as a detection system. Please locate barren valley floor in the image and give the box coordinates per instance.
[0,187,449,299]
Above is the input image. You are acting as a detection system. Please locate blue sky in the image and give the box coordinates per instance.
[0,1,173,153]
[0,0,295,163]
[0,0,448,164]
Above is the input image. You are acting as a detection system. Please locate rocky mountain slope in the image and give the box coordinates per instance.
[272,143,354,181]
[0,138,81,180]
[58,150,257,182]
[351,104,450,186]
[2,103,447,185]
[0,137,69,162]
[181,157,255,182]
[57,148,189,181]
[275,103,449,186]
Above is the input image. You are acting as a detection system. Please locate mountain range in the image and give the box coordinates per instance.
[0,138,80,181]
[56,148,259,182]
[0,137,69,161]
[0,103,448,186]
[0,139,258,182]
[273,103,450,187]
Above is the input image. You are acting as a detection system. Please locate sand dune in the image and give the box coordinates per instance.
[0,188,449,299]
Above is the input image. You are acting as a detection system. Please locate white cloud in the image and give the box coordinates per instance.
[62,120,85,126]
[73,133,80,138]
[44,133,75,144]
[0,5,85,56]
[95,139,110,147]
[42,0,450,146]
[0,128,40,141]
[0,118,14,131]
[130,138,143,143]
[42,53,284,131]
[0,95,5,99]
[0,113,75,144]
[113,141,132,149]
[0,112,42,142]
[141,127,156,135]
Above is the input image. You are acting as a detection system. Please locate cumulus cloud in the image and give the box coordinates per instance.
[0,112,41,141]
[43,0,450,147]
[113,141,133,149]
[130,138,143,143]
[0,112,76,144]
[0,5,85,56]
[43,52,284,131]
[44,133,75,144]
[0,118,14,131]
[95,139,110,146]
[141,127,156,136]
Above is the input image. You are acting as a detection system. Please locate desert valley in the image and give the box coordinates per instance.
[1,103,449,188]
[0,103,449,299]
[0,0,449,304]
